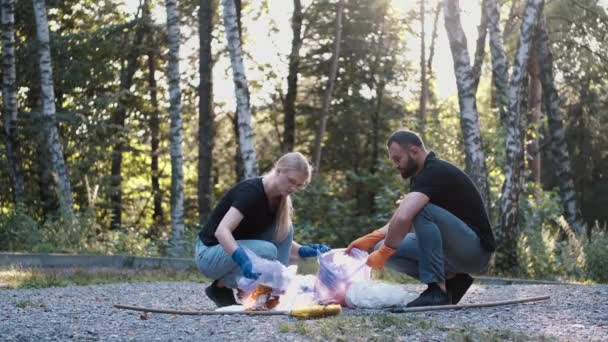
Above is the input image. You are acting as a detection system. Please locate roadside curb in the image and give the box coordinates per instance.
[0,252,196,270]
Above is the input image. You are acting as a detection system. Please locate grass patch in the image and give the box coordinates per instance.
[14,299,46,309]
[279,314,557,341]
[0,266,208,289]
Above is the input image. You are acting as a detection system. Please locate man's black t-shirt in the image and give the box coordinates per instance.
[199,177,276,246]
[410,152,496,252]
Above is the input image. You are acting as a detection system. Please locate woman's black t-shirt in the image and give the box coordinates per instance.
[199,177,276,246]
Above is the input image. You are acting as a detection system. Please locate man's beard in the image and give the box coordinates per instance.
[400,160,418,179]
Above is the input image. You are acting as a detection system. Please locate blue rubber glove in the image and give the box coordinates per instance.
[231,247,260,280]
[298,243,331,258]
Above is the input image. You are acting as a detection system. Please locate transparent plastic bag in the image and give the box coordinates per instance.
[236,248,292,297]
[314,248,371,306]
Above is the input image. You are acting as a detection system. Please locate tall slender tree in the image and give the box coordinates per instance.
[147,46,164,230]
[109,6,146,230]
[443,0,491,209]
[418,0,428,136]
[496,0,544,271]
[485,0,509,126]
[536,17,586,236]
[282,0,303,153]
[1,0,25,205]
[198,0,214,224]
[165,0,185,256]
[222,0,258,179]
[32,0,73,217]
[312,0,344,175]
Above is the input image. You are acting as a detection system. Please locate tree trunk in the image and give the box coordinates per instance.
[418,0,427,136]
[496,0,544,272]
[471,0,488,92]
[427,1,442,77]
[443,0,491,211]
[1,0,25,205]
[147,48,164,230]
[282,0,303,153]
[535,17,586,236]
[33,0,73,217]
[485,0,509,126]
[527,47,541,184]
[312,0,344,175]
[110,11,146,230]
[222,0,258,179]
[198,0,214,224]
[165,0,186,256]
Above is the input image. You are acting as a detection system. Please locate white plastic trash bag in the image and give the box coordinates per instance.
[345,280,418,309]
[236,248,292,297]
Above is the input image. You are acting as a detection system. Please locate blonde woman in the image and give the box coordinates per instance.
[195,152,330,307]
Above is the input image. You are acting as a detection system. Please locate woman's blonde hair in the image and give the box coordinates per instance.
[272,152,312,241]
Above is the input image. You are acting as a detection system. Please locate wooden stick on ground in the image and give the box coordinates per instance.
[388,295,550,313]
[113,303,342,320]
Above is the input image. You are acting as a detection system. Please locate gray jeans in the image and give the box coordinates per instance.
[194,225,293,288]
[375,203,492,284]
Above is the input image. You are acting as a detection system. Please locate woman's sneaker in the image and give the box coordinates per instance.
[205,280,237,307]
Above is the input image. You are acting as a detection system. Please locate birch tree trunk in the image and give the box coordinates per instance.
[222,0,258,179]
[1,0,25,205]
[471,0,488,92]
[418,0,428,135]
[485,0,509,126]
[312,0,344,175]
[232,0,245,180]
[443,0,491,210]
[33,0,73,216]
[536,17,586,236]
[282,0,303,153]
[147,48,163,230]
[198,0,214,224]
[165,0,185,256]
[496,0,544,271]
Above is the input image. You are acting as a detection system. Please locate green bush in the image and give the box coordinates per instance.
[584,227,608,283]
[0,206,41,251]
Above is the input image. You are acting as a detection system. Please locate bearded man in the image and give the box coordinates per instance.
[346,130,496,307]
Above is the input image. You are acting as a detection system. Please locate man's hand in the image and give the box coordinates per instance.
[345,230,386,254]
[366,244,397,269]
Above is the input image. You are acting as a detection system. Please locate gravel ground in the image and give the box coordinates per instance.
[1,281,606,341]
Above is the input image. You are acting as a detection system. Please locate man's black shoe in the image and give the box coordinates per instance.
[205,280,237,307]
[406,283,451,307]
[446,273,473,304]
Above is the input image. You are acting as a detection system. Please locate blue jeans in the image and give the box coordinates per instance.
[375,204,492,284]
[194,225,293,288]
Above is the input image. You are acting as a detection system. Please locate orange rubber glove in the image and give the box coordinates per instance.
[366,244,397,269]
[345,230,386,253]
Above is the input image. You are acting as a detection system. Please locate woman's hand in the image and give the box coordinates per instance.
[231,247,260,279]
[298,243,331,257]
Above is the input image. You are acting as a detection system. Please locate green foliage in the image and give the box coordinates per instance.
[516,186,608,282]
[0,206,41,251]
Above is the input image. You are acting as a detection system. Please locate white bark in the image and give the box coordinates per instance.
[536,17,586,236]
[222,0,258,178]
[312,0,344,174]
[2,0,25,204]
[33,0,73,216]
[165,0,185,256]
[485,0,510,125]
[443,0,491,209]
[497,0,544,269]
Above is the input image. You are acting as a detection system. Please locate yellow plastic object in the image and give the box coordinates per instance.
[288,304,342,320]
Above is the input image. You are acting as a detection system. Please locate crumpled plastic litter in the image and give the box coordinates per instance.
[345,280,418,308]
[314,248,371,306]
[236,248,293,297]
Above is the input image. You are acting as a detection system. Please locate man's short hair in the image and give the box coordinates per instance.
[387,130,425,149]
